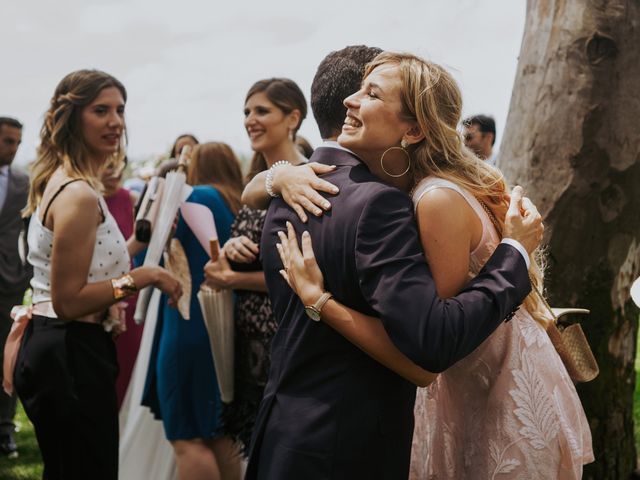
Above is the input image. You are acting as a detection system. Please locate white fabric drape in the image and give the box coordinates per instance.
[119,289,177,480]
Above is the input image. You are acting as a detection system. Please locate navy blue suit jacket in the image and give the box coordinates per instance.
[246,146,530,479]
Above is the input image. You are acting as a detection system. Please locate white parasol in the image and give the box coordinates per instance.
[632,276,640,307]
[134,147,193,324]
[182,203,235,403]
[197,282,234,403]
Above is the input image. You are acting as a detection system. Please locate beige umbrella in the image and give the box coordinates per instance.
[196,240,235,403]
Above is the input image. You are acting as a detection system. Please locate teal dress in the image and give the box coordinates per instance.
[142,186,235,440]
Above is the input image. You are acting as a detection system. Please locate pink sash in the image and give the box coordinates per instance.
[3,305,34,396]
[2,302,60,396]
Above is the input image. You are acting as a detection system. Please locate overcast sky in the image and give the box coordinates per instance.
[3,0,525,168]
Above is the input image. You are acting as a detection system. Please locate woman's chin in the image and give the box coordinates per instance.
[337,132,355,149]
[250,137,273,154]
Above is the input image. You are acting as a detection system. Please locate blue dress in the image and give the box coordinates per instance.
[142,186,235,440]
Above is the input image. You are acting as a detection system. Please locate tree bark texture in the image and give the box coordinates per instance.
[499,1,640,478]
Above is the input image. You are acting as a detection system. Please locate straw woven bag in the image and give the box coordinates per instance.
[544,309,599,382]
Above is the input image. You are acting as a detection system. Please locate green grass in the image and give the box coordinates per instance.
[0,402,43,480]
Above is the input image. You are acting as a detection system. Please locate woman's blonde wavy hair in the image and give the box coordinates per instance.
[365,52,550,327]
[24,69,127,216]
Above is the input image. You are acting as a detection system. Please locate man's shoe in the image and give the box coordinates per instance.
[0,434,18,459]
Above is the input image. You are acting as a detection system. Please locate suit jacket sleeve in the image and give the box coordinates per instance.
[354,188,530,372]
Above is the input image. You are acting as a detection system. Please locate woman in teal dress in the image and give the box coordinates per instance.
[143,142,244,480]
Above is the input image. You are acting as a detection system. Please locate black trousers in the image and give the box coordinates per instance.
[14,315,119,480]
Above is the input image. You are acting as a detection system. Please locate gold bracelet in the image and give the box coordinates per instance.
[111,274,137,300]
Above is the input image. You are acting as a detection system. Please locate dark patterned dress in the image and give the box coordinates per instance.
[222,205,278,452]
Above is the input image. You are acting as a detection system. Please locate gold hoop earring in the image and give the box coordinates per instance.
[380,146,411,178]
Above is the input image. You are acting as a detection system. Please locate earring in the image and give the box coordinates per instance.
[380,143,411,178]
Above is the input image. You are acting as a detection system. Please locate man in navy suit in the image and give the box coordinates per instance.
[245,46,541,479]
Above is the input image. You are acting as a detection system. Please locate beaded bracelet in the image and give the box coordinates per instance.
[266,160,291,198]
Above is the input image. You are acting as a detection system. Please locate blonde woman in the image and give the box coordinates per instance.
[15,69,181,480]
[255,53,593,478]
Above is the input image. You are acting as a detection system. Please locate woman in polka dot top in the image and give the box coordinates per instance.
[14,69,182,480]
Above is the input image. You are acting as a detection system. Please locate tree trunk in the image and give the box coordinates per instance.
[498,0,640,477]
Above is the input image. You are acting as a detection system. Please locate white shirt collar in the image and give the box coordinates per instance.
[0,165,9,176]
[319,140,356,154]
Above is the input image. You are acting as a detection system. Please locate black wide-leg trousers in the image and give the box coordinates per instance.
[15,315,119,480]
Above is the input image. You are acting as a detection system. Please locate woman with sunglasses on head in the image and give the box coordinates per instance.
[15,69,182,480]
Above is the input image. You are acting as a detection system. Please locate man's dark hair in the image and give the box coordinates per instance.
[463,114,496,146]
[311,45,383,139]
[0,117,23,131]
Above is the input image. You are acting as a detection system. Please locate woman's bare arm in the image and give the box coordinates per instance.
[241,170,271,210]
[414,187,480,298]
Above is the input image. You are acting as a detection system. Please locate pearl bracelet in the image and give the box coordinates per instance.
[266,160,291,198]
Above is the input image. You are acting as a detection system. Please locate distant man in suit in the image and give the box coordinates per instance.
[0,116,31,458]
[245,46,541,479]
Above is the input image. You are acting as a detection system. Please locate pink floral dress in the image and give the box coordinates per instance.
[409,177,594,480]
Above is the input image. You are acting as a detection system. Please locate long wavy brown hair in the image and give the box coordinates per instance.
[365,52,550,327]
[187,142,243,215]
[25,69,127,216]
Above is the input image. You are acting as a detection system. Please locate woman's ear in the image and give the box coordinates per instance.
[287,109,302,131]
[403,124,425,146]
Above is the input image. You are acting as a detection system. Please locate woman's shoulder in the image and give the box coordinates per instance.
[412,176,474,208]
[46,177,98,207]
[412,176,463,201]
